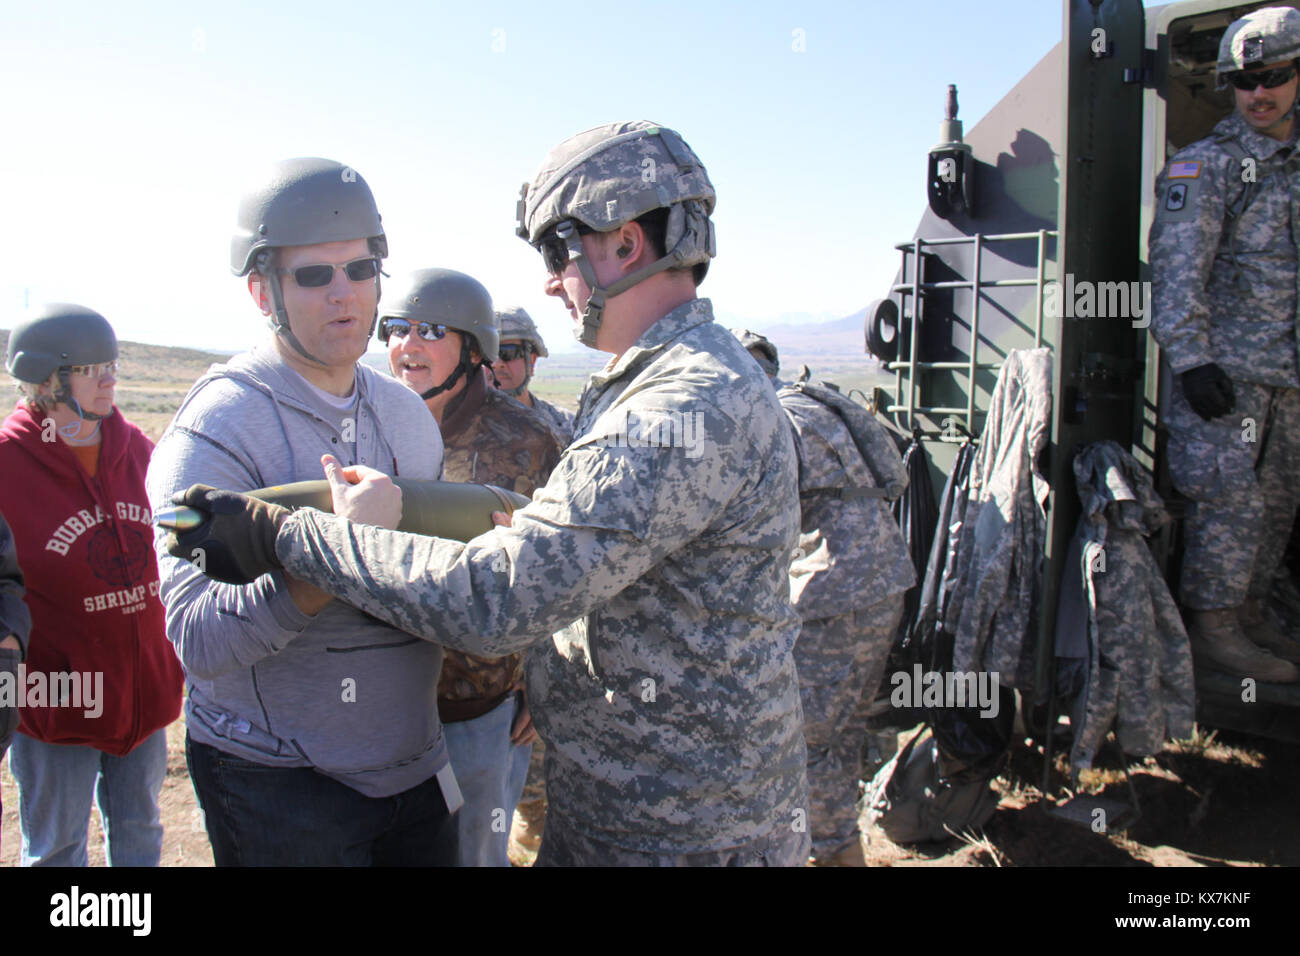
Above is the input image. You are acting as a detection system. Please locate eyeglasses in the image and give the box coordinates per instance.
[378,317,448,344]
[1225,65,1297,91]
[67,360,119,379]
[496,343,529,362]
[278,256,380,288]
[538,221,593,276]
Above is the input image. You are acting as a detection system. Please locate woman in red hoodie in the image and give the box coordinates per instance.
[1,304,183,866]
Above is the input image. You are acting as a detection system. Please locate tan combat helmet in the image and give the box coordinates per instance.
[516,121,716,348]
[731,328,779,379]
[495,306,548,397]
[1217,6,1300,84]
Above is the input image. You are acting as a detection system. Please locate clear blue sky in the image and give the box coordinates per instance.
[1,0,1062,354]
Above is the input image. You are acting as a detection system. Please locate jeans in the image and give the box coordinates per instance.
[442,693,533,867]
[185,734,459,866]
[9,729,167,867]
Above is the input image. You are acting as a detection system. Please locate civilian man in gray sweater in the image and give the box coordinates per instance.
[146,158,456,865]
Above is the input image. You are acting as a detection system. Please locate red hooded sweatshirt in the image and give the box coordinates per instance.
[0,402,182,754]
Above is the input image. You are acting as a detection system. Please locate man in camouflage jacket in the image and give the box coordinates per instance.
[1149,7,1300,683]
[174,122,811,866]
[736,330,915,866]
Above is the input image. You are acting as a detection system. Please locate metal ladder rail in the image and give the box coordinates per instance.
[885,229,1055,436]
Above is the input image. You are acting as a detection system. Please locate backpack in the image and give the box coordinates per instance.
[784,380,909,501]
[862,724,1003,845]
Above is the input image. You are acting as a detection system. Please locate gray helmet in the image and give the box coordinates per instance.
[231,157,387,364]
[6,303,118,420]
[731,328,779,379]
[1217,7,1300,79]
[516,121,716,348]
[7,303,117,383]
[496,307,548,358]
[379,269,497,401]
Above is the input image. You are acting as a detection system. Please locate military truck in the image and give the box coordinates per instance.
[864,0,1300,744]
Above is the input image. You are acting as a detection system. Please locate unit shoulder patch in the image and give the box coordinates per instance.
[1159,178,1199,222]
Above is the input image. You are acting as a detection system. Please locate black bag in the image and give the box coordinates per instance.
[863,724,1003,844]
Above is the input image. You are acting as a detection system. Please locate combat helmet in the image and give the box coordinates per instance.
[231,157,388,365]
[1217,7,1300,83]
[731,328,779,379]
[516,121,716,348]
[378,268,497,401]
[494,306,547,397]
[6,303,118,420]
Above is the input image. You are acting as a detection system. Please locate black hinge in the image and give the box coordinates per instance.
[1123,48,1155,86]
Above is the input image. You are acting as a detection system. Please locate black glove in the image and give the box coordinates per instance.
[165,485,289,585]
[1180,363,1236,421]
[0,646,21,756]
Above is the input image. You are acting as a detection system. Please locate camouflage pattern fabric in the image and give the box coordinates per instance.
[1150,110,1300,609]
[778,386,916,617]
[530,396,575,446]
[797,598,904,858]
[775,381,914,856]
[436,370,563,708]
[949,348,1053,690]
[1165,379,1300,608]
[278,298,811,860]
[1149,111,1300,387]
[1064,441,1195,770]
[535,800,809,867]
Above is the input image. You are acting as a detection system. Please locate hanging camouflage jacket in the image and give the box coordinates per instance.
[949,348,1052,690]
[1058,441,1195,771]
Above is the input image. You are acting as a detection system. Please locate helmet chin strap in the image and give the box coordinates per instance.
[555,220,682,349]
[54,368,113,424]
[418,339,479,401]
[257,251,331,368]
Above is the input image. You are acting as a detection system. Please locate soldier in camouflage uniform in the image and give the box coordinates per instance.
[380,268,563,866]
[1150,7,1300,683]
[492,306,576,444]
[170,121,811,866]
[735,329,916,866]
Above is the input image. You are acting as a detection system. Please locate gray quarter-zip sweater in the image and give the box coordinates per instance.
[145,341,446,797]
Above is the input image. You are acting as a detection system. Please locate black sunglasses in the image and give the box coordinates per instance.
[496,343,530,362]
[1225,65,1297,91]
[537,222,594,276]
[279,256,380,288]
[378,317,449,344]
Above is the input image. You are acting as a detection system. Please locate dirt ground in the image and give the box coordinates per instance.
[4,717,1294,867]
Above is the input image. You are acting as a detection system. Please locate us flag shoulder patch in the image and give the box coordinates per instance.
[1168,160,1201,179]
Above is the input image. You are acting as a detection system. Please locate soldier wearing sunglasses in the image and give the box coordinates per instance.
[1150,7,1300,684]
[169,123,812,866]
[492,307,575,444]
[145,158,457,865]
